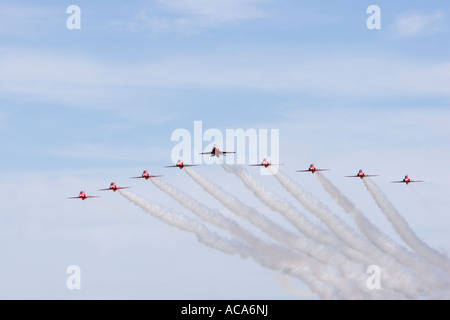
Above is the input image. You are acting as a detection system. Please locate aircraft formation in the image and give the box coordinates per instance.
[67,144,424,200]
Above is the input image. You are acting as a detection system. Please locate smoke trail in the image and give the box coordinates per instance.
[269,168,430,298]
[184,167,344,266]
[222,163,337,247]
[269,168,374,254]
[151,178,253,246]
[363,178,450,274]
[119,189,250,258]
[184,167,408,299]
[119,189,341,299]
[150,178,365,299]
[275,274,316,298]
[316,172,450,295]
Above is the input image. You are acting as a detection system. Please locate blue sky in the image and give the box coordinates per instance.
[0,0,449,300]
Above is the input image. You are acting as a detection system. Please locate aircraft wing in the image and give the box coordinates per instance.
[297,169,311,172]
[67,195,99,199]
[249,164,264,166]
[345,174,378,178]
[116,186,131,190]
[165,164,198,168]
[131,175,163,178]
[98,188,112,191]
[391,180,424,183]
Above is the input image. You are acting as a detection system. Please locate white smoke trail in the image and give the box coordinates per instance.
[221,164,378,282]
[363,178,450,275]
[151,178,255,247]
[184,167,342,264]
[269,168,375,254]
[269,168,430,298]
[275,273,316,298]
[316,172,450,294]
[150,178,365,299]
[222,163,336,247]
[184,167,407,299]
[119,189,250,258]
[119,188,340,299]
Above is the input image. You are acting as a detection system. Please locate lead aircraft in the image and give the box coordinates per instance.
[200,144,235,158]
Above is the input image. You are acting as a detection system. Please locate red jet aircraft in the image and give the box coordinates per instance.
[345,169,378,179]
[297,163,330,174]
[67,190,100,200]
[390,175,424,185]
[130,169,163,180]
[164,159,199,169]
[98,181,131,192]
[249,158,283,168]
[200,144,235,157]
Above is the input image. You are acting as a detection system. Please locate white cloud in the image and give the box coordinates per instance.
[157,0,267,21]
[1,48,450,107]
[0,170,305,299]
[44,143,170,163]
[392,11,445,38]
[0,112,4,130]
[0,4,60,37]
[130,0,268,35]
